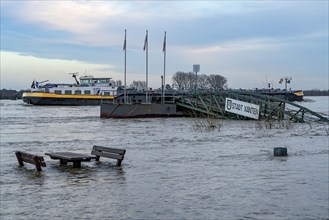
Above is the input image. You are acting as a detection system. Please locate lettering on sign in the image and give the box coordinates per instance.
[225,98,260,119]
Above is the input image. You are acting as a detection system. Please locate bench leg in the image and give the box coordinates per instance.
[15,152,24,166]
[72,161,81,168]
[33,156,43,171]
[116,159,122,167]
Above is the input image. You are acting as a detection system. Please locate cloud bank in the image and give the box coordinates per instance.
[1,1,328,90]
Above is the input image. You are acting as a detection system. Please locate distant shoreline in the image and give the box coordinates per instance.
[0,89,328,100]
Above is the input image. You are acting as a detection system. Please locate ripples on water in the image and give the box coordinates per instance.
[1,97,328,219]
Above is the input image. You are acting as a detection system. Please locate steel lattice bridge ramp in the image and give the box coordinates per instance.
[175,91,329,123]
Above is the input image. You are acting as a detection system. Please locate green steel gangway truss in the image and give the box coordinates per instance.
[174,91,328,123]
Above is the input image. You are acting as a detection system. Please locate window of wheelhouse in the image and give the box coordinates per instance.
[95,78,109,83]
[80,79,92,84]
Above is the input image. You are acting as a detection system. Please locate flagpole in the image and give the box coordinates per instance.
[144,30,148,103]
[163,31,166,104]
[146,30,148,103]
[124,29,127,103]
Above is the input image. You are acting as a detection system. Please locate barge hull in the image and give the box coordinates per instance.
[23,96,101,105]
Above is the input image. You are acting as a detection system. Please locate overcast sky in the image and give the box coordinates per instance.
[1,1,328,90]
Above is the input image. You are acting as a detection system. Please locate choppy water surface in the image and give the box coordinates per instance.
[1,97,328,219]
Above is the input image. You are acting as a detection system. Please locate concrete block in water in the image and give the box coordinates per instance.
[274,147,288,156]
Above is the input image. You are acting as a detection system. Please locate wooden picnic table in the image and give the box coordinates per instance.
[45,152,96,168]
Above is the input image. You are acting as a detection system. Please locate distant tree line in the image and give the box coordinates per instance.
[303,90,329,96]
[128,81,171,91]
[129,81,147,90]
[0,89,25,100]
[172,71,227,91]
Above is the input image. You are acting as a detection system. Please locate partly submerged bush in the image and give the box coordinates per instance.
[255,119,294,130]
[192,117,222,132]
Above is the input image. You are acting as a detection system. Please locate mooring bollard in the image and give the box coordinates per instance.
[274,147,288,157]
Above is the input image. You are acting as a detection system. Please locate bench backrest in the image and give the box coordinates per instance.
[15,151,46,171]
[91,145,126,166]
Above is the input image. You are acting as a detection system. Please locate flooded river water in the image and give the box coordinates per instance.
[1,97,328,219]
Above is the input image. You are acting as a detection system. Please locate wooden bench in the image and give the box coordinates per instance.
[15,151,46,171]
[91,146,126,166]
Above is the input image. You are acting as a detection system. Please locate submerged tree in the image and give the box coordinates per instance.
[197,74,209,90]
[172,71,195,91]
[207,74,227,90]
[172,71,227,91]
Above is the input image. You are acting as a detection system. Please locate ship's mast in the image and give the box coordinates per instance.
[69,72,79,85]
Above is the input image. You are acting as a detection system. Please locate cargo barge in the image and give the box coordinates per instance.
[23,74,120,105]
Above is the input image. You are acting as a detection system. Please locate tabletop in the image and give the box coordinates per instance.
[45,152,96,161]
